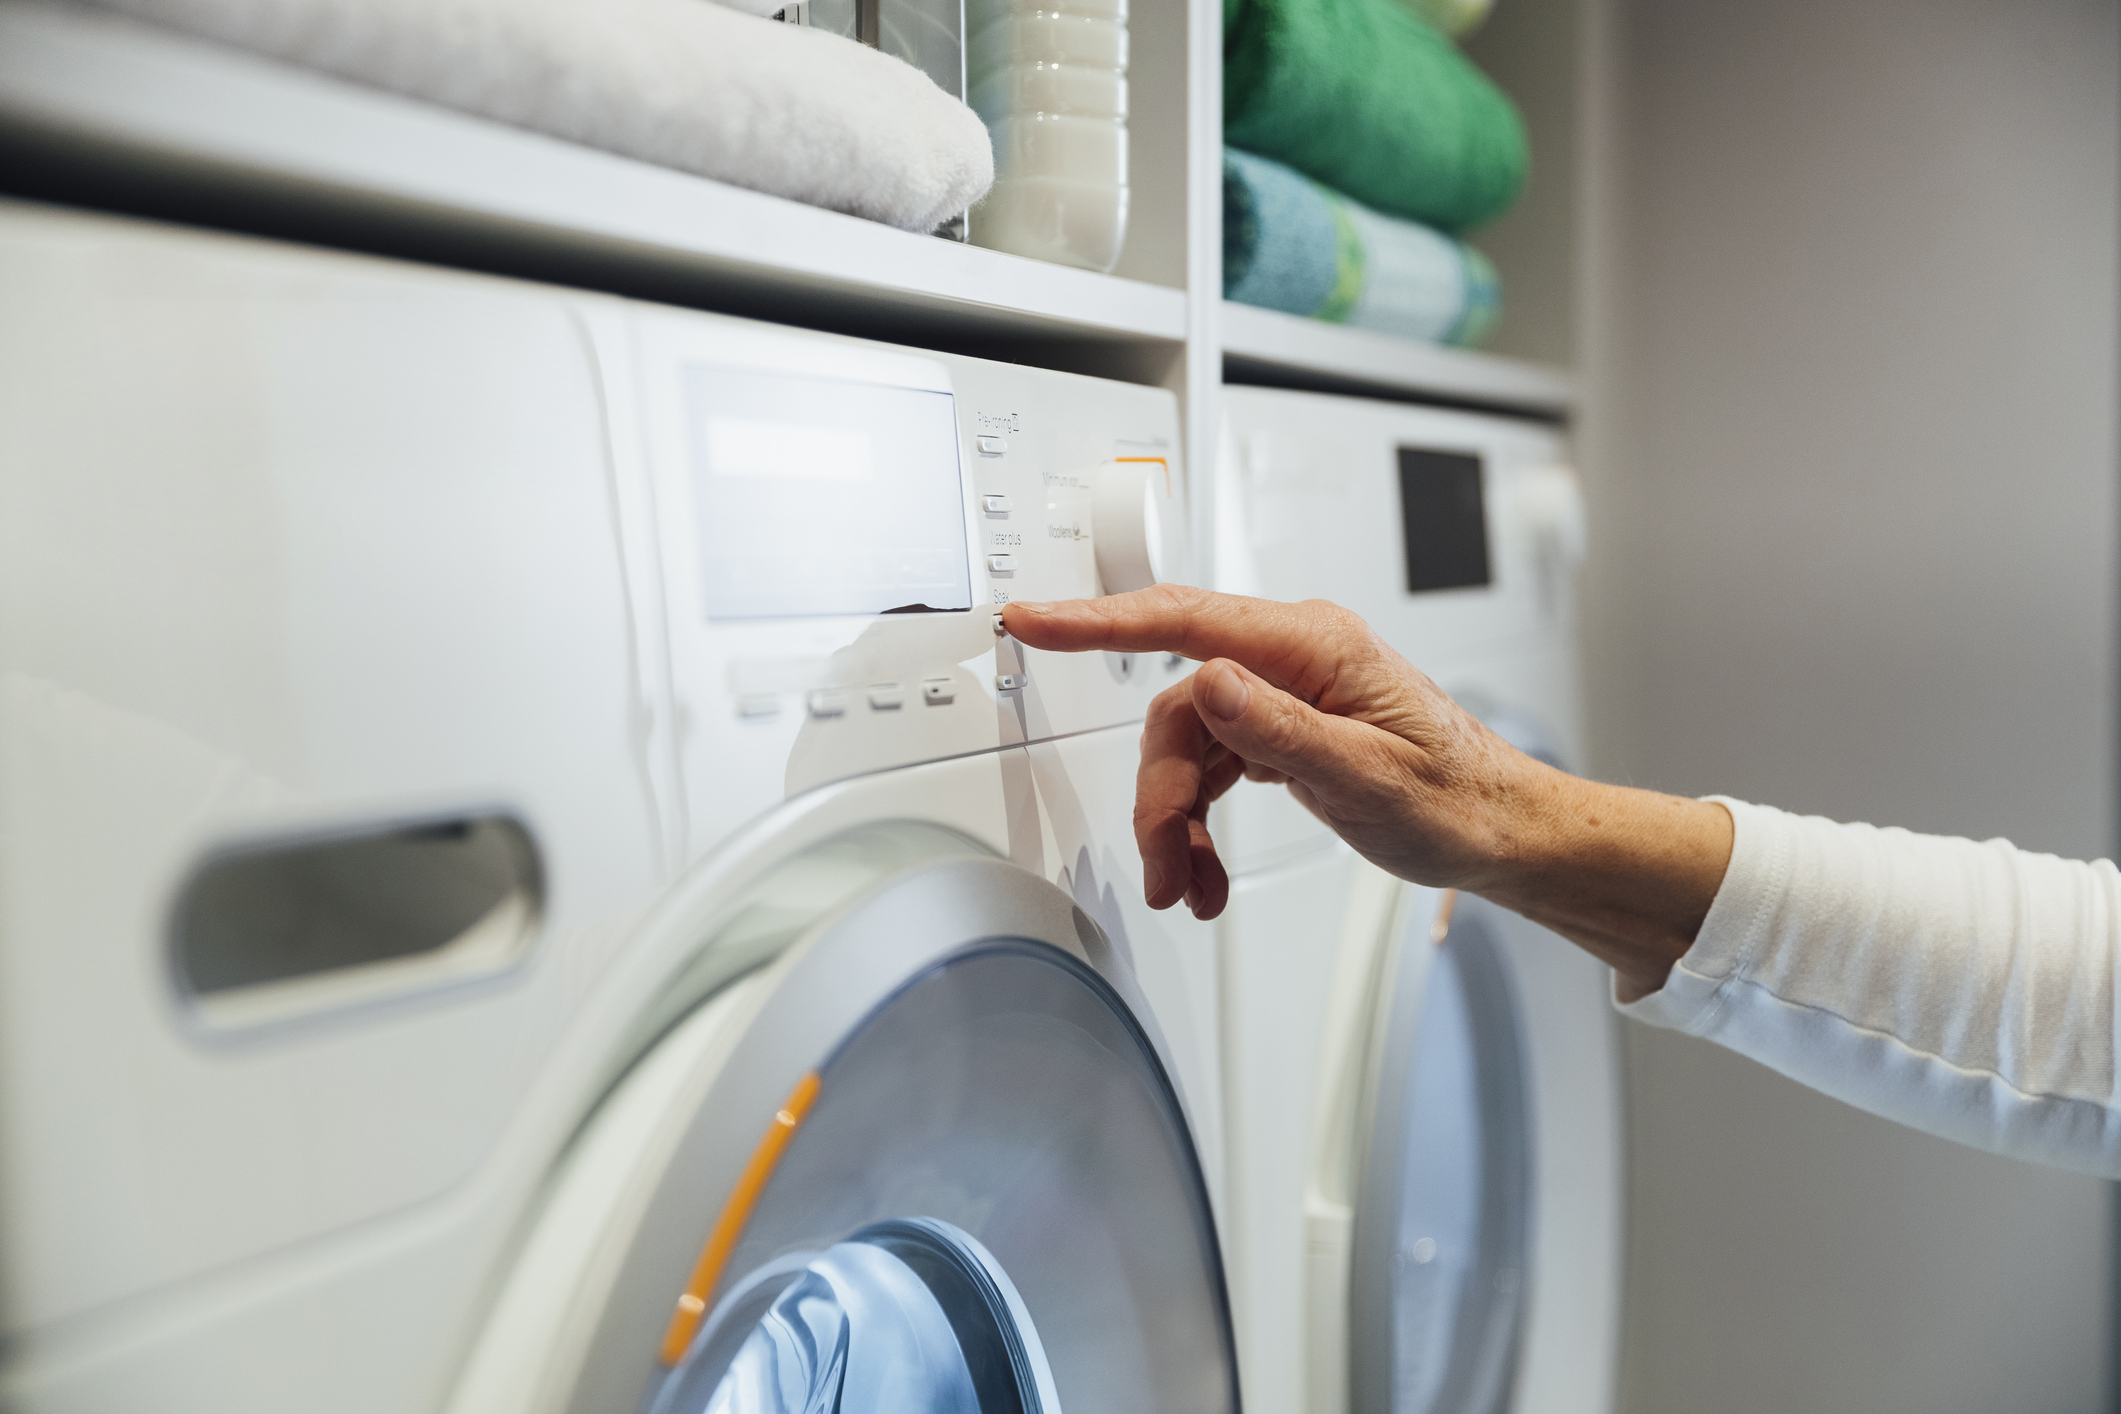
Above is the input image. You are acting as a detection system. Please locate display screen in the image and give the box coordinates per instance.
[1397,447,1491,594]
[687,369,973,619]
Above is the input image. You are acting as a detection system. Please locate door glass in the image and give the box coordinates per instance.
[660,1218,1034,1414]
[1370,906,1534,1414]
[647,941,1235,1414]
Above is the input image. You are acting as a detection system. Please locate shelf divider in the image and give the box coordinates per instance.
[1221,301,1575,417]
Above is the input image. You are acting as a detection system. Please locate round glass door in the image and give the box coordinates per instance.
[1354,901,1534,1414]
[645,939,1235,1414]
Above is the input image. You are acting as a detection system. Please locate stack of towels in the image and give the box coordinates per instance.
[1223,0,1524,347]
[85,0,995,234]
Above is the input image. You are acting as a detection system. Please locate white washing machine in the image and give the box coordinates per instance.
[1210,385,1623,1414]
[0,199,1236,1414]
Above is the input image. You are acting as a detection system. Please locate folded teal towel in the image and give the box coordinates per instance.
[1224,0,1526,233]
[1224,148,1499,347]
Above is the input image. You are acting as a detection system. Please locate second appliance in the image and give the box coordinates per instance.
[1212,384,1623,1414]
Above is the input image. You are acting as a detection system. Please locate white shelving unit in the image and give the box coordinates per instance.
[0,2,1187,349]
[0,0,1583,574]
[1222,303,1574,417]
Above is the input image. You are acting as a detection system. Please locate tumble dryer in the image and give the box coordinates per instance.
[0,199,1235,1414]
[1211,385,1622,1414]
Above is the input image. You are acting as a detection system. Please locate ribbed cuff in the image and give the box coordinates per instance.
[1614,796,1791,1035]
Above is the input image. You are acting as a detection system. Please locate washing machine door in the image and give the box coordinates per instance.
[449,824,1237,1414]
[1350,893,1535,1414]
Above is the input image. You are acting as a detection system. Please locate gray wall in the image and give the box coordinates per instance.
[1578,0,2121,1409]
[1463,0,1582,369]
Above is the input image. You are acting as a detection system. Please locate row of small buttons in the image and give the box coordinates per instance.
[979,418,1022,696]
[743,665,1043,719]
[802,678,958,718]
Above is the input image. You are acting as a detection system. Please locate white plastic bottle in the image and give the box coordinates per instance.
[965,0,1129,272]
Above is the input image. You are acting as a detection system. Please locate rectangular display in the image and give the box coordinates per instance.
[687,368,973,619]
[1397,447,1491,594]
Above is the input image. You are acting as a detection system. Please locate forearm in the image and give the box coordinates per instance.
[1617,800,2121,1176]
[1464,767,1735,1003]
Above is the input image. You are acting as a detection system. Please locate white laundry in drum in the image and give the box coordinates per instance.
[671,1219,1052,1414]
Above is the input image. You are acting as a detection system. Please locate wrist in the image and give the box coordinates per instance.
[1445,750,1580,897]
[1465,774,1734,1000]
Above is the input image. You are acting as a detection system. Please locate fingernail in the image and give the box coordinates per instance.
[1010,600,1053,614]
[1201,663,1250,721]
[1144,859,1165,902]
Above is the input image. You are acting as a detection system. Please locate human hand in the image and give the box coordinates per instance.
[1001,586,1731,1001]
[1002,586,1558,919]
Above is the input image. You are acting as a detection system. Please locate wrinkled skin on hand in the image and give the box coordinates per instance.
[1002,586,1732,1002]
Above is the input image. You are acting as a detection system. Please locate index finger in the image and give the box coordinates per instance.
[1002,586,1368,698]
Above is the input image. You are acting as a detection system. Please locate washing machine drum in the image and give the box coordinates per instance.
[459,836,1236,1414]
[653,940,1211,1414]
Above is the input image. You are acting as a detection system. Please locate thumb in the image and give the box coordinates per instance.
[1190,659,1386,795]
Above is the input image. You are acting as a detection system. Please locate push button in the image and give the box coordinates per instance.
[737,693,781,719]
[982,494,1013,515]
[977,435,1007,457]
[806,689,848,718]
[921,677,956,705]
[987,554,1018,574]
[995,672,1029,692]
[867,683,904,711]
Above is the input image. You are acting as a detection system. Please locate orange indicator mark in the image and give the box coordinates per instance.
[657,1069,823,1366]
[1431,888,1459,945]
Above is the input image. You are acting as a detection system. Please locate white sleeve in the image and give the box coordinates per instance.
[1617,797,2121,1177]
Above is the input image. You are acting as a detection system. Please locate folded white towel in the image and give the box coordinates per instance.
[84,0,993,232]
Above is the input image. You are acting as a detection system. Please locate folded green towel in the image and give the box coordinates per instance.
[1224,148,1498,346]
[1224,0,1526,234]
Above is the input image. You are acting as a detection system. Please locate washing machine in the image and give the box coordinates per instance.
[0,198,1236,1414]
[1210,385,1623,1414]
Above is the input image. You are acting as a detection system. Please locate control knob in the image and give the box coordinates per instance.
[1090,456,1186,594]
[1515,463,1588,569]
[1513,462,1587,620]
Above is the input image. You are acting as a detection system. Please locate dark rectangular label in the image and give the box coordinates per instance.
[1397,447,1491,594]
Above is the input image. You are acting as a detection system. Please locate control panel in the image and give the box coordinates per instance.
[609,305,1193,866]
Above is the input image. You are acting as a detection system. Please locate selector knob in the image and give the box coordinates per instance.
[1516,463,1588,569]
[1091,456,1186,594]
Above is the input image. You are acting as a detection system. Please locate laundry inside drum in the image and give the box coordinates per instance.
[655,1217,1054,1414]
